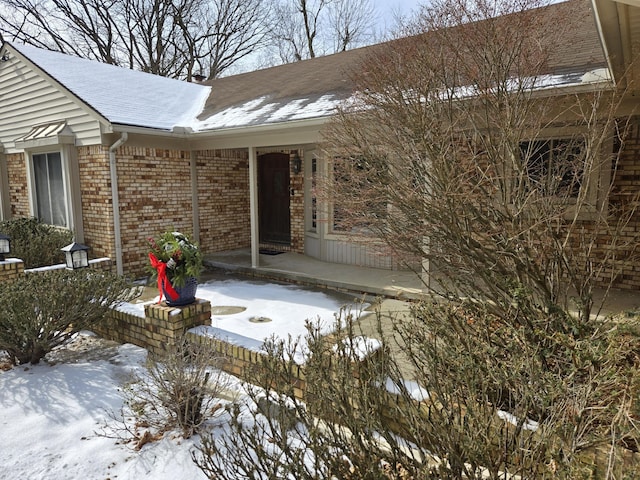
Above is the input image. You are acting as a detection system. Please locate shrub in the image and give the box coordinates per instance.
[0,269,138,365]
[0,217,73,268]
[194,305,640,479]
[118,337,228,440]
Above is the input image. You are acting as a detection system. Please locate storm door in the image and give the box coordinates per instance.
[258,153,291,245]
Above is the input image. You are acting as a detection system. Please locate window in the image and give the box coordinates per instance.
[332,155,389,233]
[520,137,585,198]
[32,152,68,227]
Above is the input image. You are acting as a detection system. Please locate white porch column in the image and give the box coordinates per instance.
[190,151,200,244]
[248,146,259,268]
[422,235,431,290]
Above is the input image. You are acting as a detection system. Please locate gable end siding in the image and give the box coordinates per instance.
[0,53,104,153]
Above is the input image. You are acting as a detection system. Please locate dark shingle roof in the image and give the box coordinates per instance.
[196,0,607,131]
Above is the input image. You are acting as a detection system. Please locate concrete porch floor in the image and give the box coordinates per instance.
[203,248,427,301]
[203,248,640,318]
[201,248,640,380]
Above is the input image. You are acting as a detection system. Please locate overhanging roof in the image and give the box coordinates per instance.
[14,121,75,149]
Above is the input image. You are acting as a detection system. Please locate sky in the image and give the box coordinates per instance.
[375,0,425,29]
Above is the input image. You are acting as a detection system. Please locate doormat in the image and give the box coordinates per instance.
[259,248,286,255]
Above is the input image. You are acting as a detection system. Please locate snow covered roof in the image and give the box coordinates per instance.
[3,0,609,136]
[193,46,367,131]
[10,43,211,132]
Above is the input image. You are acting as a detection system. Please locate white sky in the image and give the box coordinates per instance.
[374,0,425,30]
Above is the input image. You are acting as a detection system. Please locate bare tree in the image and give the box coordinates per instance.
[321,0,638,325]
[326,0,375,53]
[192,0,272,79]
[270,0,377,63]
[0,0,270,79]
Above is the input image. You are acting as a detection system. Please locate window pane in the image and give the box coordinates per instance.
[520,138,584,198]
[33,153,52,224]
[551,139,584,197]
[521,140,549,193]
[47,153,66,226]
[32,152,67,227]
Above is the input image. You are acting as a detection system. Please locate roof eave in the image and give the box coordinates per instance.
[591,0,630,88]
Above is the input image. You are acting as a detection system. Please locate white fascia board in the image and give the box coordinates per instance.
[188,117,329,150]
[110,123,192,138]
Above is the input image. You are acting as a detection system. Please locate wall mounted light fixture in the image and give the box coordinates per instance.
[292,153,302,174]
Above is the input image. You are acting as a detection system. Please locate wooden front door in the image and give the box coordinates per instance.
[258,153,291,245]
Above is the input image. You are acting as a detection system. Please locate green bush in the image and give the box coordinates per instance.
[0,217,73,268]
[0,269,138,365]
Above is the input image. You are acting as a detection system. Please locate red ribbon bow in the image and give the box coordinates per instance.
[149,253,179,303]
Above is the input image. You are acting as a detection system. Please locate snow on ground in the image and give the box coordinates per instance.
[129,278,370,353]
[0,339,211,479]
[0,279,368,480]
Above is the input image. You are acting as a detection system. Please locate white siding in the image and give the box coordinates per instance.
[323,237,393,269]
[0,52,104,153]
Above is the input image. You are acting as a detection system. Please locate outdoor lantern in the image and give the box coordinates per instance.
[292,153,302,174]
[0,233,10,261]
[61,242,90,270]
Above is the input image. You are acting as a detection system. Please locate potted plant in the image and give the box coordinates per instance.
[148,231,203,306]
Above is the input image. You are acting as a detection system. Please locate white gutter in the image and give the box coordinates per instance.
[189,116,330,138]
[109,132,128,275]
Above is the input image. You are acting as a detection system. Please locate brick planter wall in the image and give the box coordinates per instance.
[0,259,24,282]
[94,299,212,355]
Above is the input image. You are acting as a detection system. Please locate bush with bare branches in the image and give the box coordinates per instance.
[114,337,228,443]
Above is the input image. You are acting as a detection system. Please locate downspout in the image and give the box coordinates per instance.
[109,132,128,275]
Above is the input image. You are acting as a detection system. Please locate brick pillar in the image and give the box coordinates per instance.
[0,258,25,283]
[143,299,211,354]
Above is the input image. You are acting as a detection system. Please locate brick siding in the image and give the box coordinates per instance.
[78,146,115,260]
[290,151,305,254]
[6,153,29,218]
[195,149,251,254]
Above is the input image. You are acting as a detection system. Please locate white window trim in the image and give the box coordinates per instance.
[517,126,613,220]
[23,144,83,238]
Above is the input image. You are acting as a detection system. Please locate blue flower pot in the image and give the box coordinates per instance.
[163,276,198,307]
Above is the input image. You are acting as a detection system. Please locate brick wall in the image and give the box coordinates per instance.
[290,151,305,254]
[0,259,24,282]
[94,298,212,355]
[78,146,115,261]
[6,153,29,218]
[115,146,195,277]
[195,149,251,254]
[599,117,640,289]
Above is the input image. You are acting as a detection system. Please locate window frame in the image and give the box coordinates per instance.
[515,126,612,219]
[25,144,78,230]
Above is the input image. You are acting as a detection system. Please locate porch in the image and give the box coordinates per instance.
[203,249,640,318]
[203,248,428,301]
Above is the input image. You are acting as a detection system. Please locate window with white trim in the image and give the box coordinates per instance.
[520,137,586,198]
[32,151,69,227]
